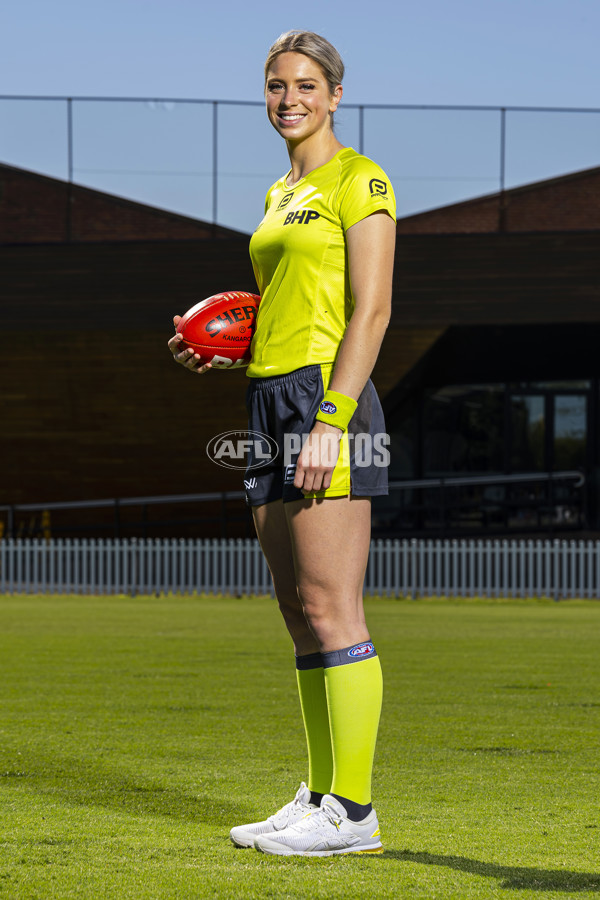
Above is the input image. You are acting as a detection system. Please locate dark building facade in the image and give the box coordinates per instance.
[1,162,599,536]
[379,168,600,535]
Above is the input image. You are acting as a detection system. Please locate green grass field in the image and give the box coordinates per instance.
[0,594,599,900]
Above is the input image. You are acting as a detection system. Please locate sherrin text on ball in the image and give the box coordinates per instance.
[176,291,260,369]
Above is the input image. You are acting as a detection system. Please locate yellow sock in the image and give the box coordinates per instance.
[323,644,383,805]
[296,654,333,796]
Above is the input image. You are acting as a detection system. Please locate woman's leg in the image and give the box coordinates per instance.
[285,495,383,817]
[252,499,333,798]
[252,498,316,655]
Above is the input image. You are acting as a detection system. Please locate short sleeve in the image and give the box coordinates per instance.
[336,155,396,231]
[263,184,275,216]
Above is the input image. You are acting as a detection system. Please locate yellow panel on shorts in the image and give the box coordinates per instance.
[302,364,352,500]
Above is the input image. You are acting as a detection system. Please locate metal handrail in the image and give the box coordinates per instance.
[0,490,244,514]
[0,491,246,538]
[0,470,583,519]
[389,471,585,490]
[2,95,600,113]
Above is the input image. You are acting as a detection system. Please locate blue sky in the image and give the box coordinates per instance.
[2,0,598,231]
[3,0,599,107]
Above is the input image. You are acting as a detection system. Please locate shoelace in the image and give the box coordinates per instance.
[270,790,306,827]
[299,805,342,832]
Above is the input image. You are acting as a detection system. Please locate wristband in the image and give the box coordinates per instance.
[315,390,358,433]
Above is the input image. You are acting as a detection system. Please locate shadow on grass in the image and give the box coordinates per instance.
[385,850,600,893]
[1,756,251,827]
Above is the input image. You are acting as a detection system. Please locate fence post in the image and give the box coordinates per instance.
[212,101,218,228]
[498,106,507,230]
[130,537,137,597]
[66,97,73,240]
[358,105,364,155]
[410,539,418,599]
[392,539,400,597]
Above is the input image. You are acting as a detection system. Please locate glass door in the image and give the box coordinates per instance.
[553,395,587,471]
[509,390,588,472]
[510,394,546,471]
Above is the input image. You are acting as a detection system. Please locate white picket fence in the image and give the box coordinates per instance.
[1,537,600,598]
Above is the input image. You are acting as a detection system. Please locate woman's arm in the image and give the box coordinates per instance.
[294,210,396,492]
[329,209,396,398]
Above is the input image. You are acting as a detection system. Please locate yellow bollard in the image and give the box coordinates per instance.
[42,510,51,543]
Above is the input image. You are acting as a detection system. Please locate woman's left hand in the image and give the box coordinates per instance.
[294,421,342,493]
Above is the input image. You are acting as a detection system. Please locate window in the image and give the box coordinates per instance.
[510,395,545,472]
[554,395,586,470]
[423,385,504,475]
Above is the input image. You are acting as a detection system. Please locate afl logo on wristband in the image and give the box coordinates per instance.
[369,178,388,197]
[319,400,337,415]
[348,642,375,658]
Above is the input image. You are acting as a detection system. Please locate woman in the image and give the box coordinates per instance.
[169,30,396,856]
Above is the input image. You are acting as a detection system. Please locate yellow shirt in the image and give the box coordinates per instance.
[247,147,396,378]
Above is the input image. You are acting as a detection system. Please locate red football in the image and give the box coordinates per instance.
[176,291,260,369]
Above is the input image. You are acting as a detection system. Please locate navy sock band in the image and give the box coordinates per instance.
[331,794,373,822]
[321,642,377,668]
[295,651,323,671]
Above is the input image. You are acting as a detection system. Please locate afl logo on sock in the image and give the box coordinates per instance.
[348,642,375,658]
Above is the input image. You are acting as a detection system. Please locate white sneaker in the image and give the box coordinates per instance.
[229,782,317,848]
[253,794,383,856]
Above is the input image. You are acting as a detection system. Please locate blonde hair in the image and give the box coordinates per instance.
[264,30,344,97]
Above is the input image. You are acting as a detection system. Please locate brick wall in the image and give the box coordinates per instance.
[0,164,240,243]
[396,166,600,234]
[0,240,257,510]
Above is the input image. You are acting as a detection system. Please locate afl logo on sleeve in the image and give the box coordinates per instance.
[369,178,388,197]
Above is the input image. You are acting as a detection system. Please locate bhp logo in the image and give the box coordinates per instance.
[283,210,320,225]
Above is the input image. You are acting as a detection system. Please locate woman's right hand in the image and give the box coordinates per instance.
[168,315,212,375]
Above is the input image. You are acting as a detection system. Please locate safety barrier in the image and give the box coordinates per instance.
[1,538,599,598]
[2,96,600,233]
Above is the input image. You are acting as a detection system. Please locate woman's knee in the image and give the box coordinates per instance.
[298,587,335,633]
[276,589,309,631]
[299,584,366,642]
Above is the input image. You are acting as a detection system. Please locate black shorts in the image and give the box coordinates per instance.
[244,363,389,507]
